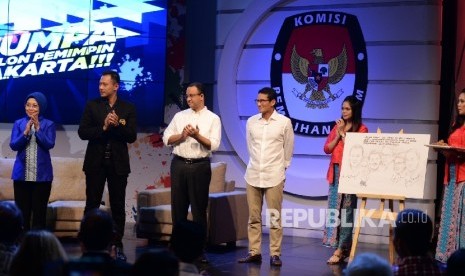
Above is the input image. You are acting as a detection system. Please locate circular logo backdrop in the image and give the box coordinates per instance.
[217,4,369,196]
[271,11,368,137]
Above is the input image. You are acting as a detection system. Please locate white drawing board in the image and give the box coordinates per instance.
[338,133,431,199]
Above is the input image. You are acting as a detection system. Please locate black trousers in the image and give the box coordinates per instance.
[170,157,211,234]
[84,159,128,245]
[14,180,52,231]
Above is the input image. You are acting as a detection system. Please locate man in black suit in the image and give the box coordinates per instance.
[78,70,137,262]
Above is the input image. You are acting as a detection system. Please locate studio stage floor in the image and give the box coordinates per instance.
[62,225,390,276]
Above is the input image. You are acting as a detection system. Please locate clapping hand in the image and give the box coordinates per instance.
[30,114,40,131]
[24,115,39,136]
[104,111,119,130]
[183,124,199,138]
[107,110,119,126]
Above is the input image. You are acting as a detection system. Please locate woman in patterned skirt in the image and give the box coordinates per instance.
[435,88,465,263]
[323,95,368,264]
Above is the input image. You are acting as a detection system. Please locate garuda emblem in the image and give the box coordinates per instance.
[291,45,347,109]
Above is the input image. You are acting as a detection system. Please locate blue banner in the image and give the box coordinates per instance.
[0,0,167,126]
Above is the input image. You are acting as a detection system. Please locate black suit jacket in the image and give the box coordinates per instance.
[78,97,137,175]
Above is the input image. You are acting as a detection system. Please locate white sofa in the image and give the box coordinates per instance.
[136,162,249,246]
[0,157,108,237]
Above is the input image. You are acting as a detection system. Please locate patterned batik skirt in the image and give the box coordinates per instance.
[322,164,357,251]
[436,164,465,263]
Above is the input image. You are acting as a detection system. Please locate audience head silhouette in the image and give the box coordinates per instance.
[9,229,67,276]
[447,248,465,276]
[132,248,179,276]
[170,219,205,263]
[344,252,393,276]
[78,208,115,251]
[0,202,24,276]
[65,209,131,276]
[0,201,23,244]
[394,208,433,257]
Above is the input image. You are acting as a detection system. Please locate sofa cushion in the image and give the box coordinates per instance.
[137,222,173,241]
[139,205,193,224]
[48,200,86,221]
[49,158,86,202]
[0,158,87,202]
[48,200,110,221]
[139,205,172,224]
[209,162,227,193]
[0,158,14,201]
[53,221,82,236]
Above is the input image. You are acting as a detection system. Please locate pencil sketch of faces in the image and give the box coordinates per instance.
[405,149,421,187]
[344,144,368,186]
[368,150,382,171]
[393,153,405,174]
[349,145,364,168]
[363,150,384,187]
[392,153,406,184]
[405,149,420,173]
[381,146,394,170]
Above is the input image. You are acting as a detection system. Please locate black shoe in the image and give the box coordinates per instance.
[238,253,262,263]
[270,255,282,266]
[115,246,127,262]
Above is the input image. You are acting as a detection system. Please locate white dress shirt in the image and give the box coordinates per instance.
[245,110,295,188]
[163,106,221,158]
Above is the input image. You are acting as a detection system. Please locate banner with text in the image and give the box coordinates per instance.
[0,0,167,126]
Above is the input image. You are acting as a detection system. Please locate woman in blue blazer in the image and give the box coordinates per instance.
[10,92,56,230]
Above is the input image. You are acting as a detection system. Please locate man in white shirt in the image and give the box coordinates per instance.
[238,87,294,267]
[163,82,221,262]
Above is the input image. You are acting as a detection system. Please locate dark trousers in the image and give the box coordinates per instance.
[14,180,52,231]
[170,157,211,235]
[84,159,128,245]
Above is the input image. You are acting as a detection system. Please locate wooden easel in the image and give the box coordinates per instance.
[348,193,405,264]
